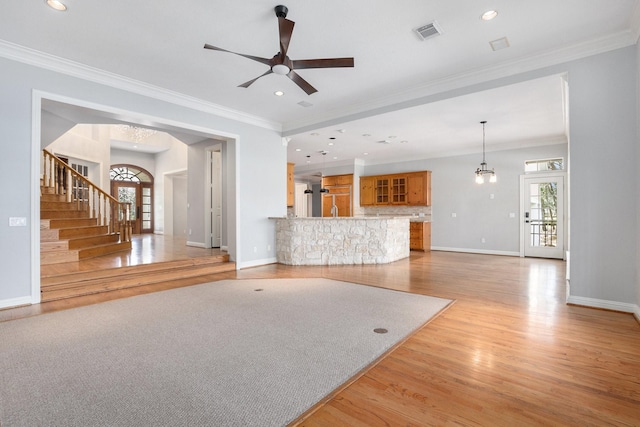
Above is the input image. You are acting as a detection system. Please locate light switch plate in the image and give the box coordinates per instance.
[9,217,27,227]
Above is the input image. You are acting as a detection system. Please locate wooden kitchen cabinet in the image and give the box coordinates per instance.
[360,176,375,206]
[391,176,407,204]
[287,162,295,207]
[322,174,353,187]
[410,221,431,251]
[407,171,431,206]
[360,171,431,206]
[375,178,390,204]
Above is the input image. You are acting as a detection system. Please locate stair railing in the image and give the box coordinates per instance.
[41,149,132,243]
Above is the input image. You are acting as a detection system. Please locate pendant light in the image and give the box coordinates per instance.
[475,120,497,184]
[319,151,329,193]
[303,155,314,194]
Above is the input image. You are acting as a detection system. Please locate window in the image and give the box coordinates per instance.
[110,165,152,182]
[525,158,564,172]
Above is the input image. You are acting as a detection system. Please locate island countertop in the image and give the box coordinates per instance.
[272,216,410,265]
[269,216,429,222]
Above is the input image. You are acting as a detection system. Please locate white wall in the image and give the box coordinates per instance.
[0,53,283,307]
[47,124,111,189]
[154,137,188,234]
[172,176,188,237]
[110,148,155,174]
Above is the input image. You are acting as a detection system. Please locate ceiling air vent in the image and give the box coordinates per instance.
[414,21,443,41]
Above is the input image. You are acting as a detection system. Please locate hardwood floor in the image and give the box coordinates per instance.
[2,247,639,425]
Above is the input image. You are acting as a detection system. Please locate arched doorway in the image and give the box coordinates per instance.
[110,164,154,234]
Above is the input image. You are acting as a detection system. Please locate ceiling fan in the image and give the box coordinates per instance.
[204,5,354,95]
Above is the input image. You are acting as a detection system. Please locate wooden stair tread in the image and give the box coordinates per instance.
[42,255,230,285]
[40,210,91,219]
[41,218,98,229]
[41,241,132,265]
[40,259,236,302]
[41,225,110,241]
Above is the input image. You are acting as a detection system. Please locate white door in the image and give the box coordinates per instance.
[521,174,565,259]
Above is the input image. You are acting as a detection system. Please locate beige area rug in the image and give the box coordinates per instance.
[0,278,452,426]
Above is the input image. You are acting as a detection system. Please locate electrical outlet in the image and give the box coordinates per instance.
[451,213,457,218]
[481,238,486,243]
[253,246,257,253]
[267,245,271,251]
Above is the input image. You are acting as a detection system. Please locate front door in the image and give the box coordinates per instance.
[111,182,153,234]
[521,174,565,259]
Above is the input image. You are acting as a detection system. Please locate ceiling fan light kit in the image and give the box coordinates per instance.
[203,5,354,95]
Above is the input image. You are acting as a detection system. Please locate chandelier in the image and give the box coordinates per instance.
[115,125,158,142]
[475,120,496,184]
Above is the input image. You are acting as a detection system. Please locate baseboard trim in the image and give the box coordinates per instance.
[0,296,33,310]
[567,295,639,315]
[431,247,520,257]
[186,241,206,248]
[237,257,277,270]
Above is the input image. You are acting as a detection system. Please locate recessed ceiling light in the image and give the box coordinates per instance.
[295,148,301,152]
[481,10,498,21]
[362,134,371,137]
[363,152,369,155]
[311,132,320,136]
[274,90,284,96]
[333,157,338,160]
[338,129,346,133]
[328,142,334,146]
[46,0,67,11]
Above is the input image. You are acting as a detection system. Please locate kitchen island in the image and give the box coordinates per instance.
[271,216,410,265]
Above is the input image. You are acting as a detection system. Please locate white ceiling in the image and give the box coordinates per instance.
[2,1,639,168]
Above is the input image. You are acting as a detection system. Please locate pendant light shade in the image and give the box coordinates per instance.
[475,121,496,184]
[319,151,329,193]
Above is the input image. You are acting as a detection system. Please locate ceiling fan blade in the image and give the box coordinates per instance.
[204,44,272,66]
[288,70,317,95]
[278,18,295,60]
[238,70,274,88]
[292,58,354,69]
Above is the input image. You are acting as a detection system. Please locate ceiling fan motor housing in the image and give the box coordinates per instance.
[275,5,288,18]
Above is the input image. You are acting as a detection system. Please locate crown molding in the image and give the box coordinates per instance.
[283,30,636,135]
[0,40,281,132]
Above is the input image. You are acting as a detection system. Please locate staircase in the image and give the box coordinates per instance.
[40,188,132,265]
[39,149,236,302]
[40,254,235,302]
